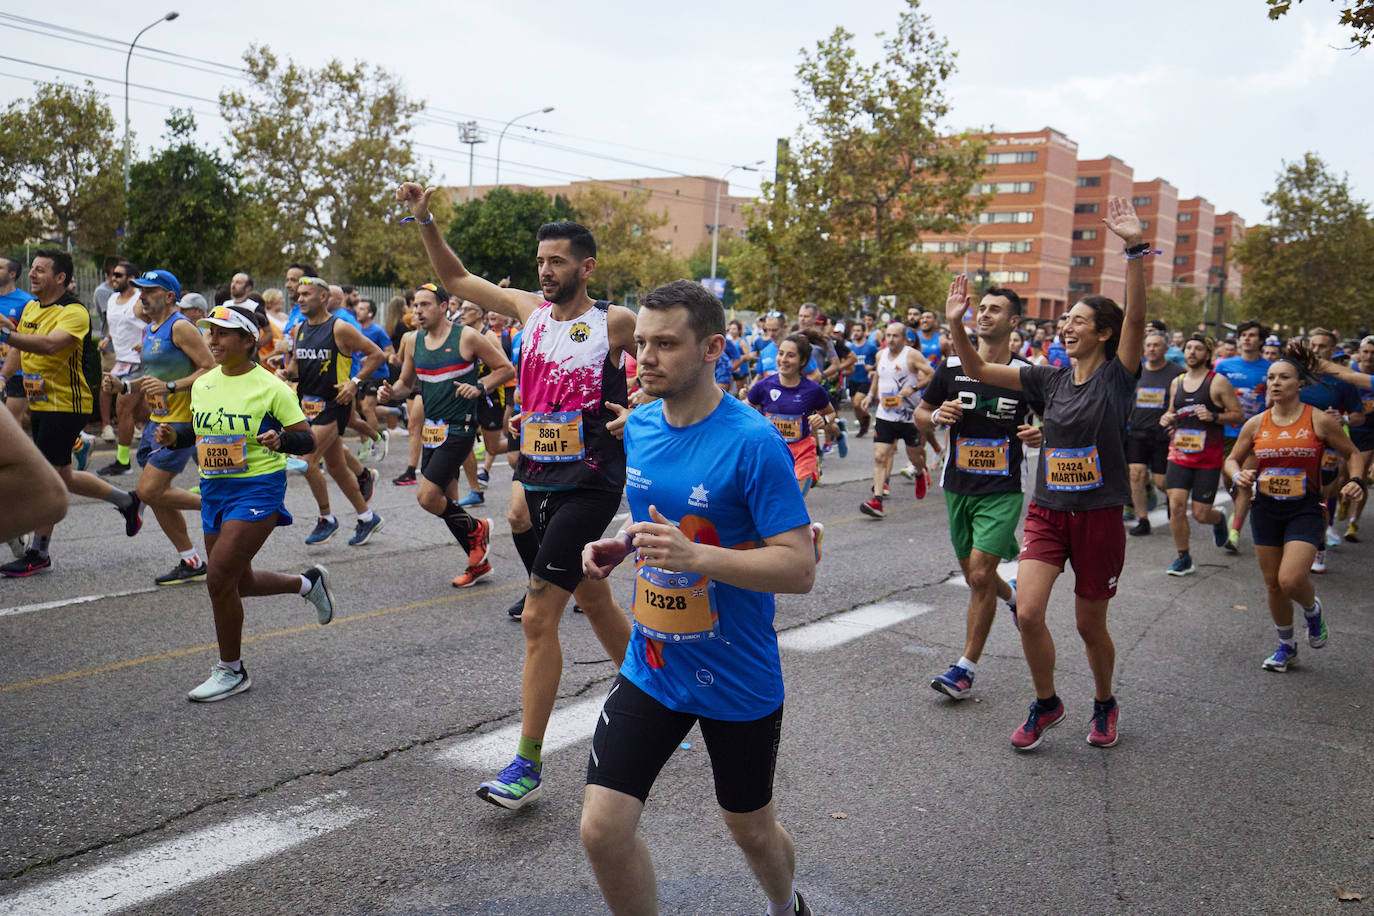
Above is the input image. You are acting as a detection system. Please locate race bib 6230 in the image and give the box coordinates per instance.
[197,434,248,477]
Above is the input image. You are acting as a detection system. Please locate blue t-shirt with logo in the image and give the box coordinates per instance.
[0,288,30,324]
[1300,373,1362,415]
[621,395,811,720]
[351,323,392,379]
[1214,355,1271,436]
[849,339,878,385]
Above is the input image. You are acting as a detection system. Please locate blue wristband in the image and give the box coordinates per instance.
[399,214,435,226]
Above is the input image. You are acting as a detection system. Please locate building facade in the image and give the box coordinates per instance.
[1173,197,1217,295]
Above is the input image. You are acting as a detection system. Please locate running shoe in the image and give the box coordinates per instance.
[836,419,848,458]
[188,485,201,496]
[507,595,525,620]
[1010,698,1065,751]
[72,433,93,471]
[459,490,485,507]
[375,430,390,461]
[1305,597,1328,648]
[1226,527,1240,552]
[900,463,917,479]
[914,470,927,500]
[1166,553,1194,576]
[775,891,814,916]
[101,424,116,442]
[1006,578,1019,630]
[349,513,384,546]
[860,495,885,519]
[1262,643,1297,672]
[357,468,378,503]
[1325,526,1342,548]
[1128,519,1151,537]
[187,662,250,702]
[931,664,974,700]
[357,438,374,461]
[7,537,25,558]
[305,516,339,545]
[1212,509,1230,548]
[810,522,824,563]
[467,518,492,568]
[1311,549,1326,574]
[285,457,308,473]
[474,437,487,461]
[452,560,492,588]
[883,480,891,496]
[1336,499,1350,521]
[476,756,542,809]
[1145,484,1159,511]
[155,559,206,586]
[393,468,418,486]
[476,467,490,486]
[1,549,51,577]
[302,564,334,624]
[1345,521,1360,543]
[97,459,132,477]
[121,493,144,537]
[1086,699,1119,748]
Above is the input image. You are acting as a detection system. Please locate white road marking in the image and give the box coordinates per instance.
[778,602,933,652]
[0,795,368,916]
[943,562,1019,588]
[438,694,607,770]
[0,588,157,618]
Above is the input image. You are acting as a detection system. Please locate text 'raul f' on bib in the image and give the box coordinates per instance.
[21,373,46,402]
[144,389,169,416]
[520,410,584,462]
[422,419,449,448]
[766,413,803,443]
[1172,430,1206,453]
[956,437,1010,476]
[1045,445,1103,491]
[300,395,325,419]
[197,434,248,477]
[1258,467,1305,499]
[632,564,718,643]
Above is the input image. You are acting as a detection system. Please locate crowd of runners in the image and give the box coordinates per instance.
[1,192,1370,916]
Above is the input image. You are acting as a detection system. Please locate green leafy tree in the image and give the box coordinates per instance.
[570,186,689,303]
[1231,152,1374,333]
[444,186,577,290]
[219,46,432,285]
[1267,0,1374,48]
[124,112,240,287]
[0,81,124,258]
[733,0,985,314]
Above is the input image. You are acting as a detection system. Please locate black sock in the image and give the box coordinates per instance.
[440,500,477,542]
[406,465,416,474]
[512,527,540,575]
[34,535,51,556]
[1094,696,1116,711]
[1036,694,1061,711]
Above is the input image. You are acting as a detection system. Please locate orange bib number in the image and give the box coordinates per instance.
[767,412,804,443]
[197,434,248,477]
[1135,387,1165,408]
[956,437,1010,476]
[880,393,902,410]
[520,410,584,463]
[422,419,449,447]
[21,373,46,403]
[1322,449,1340,470]
[144,388,169,416]
[1045,446,1102,491]
[1258,468,1305,500]
[301,395,325,420]
[632,565,718,643]
[1172,430,1206,453]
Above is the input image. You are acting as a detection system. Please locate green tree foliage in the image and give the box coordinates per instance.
[124,112,240,288]
[1231,152,1374,334]
[570,186,689,303]
[0,81,124,258]
[444,186,577,291]
[1267,0,1374,48]
[219,46,431,285]
[733,0,985,314]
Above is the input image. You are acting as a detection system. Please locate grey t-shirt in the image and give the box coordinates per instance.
[1020,358,1136,511]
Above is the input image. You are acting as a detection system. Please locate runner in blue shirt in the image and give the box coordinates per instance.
[580,279,817,916]
[0,257,32,414]
[1301,328,1367,563]
[1214,319,1272,550]
[848,323,878,437]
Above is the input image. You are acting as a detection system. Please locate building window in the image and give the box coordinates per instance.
[1177,234,1190,244]
[1174,256,1188,265]
[1073,203,1099,214]
[1214,226,1226,235]
[1068,281,1093,295]
[987,270,1030,283]
[1072,229,1098,241]
[976,211,1034,224]
[986,150,1038,165]
[1212,246,1224,255]
[915,239,1033,254]
[989,240,1033,253]
[1178,213,1192,222]
[1069,256,1096,267]
[1141,220,1150,229]
[1076,176,1101,188]
[1132,195,1152,207]
[974,180,1036,194]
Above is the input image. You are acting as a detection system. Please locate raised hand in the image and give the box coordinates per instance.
[945,274,970,326]
[1102,196,1143,245]
[395,182,437,221]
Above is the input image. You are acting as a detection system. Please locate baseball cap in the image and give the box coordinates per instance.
[834,322,846,334]
[196,304,259,335]
[131,269,181,298]
[178,292,208,313]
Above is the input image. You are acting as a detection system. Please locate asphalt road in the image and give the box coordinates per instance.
[1,430,1371,915]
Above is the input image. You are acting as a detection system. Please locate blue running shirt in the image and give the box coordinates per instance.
[1214,355,1271,436]
[621,395,811,720]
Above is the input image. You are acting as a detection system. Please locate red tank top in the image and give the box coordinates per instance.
[1252,404,1322,501]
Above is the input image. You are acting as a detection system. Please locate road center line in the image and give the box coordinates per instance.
[0,587,158,618]
[778,602,933,652]
[438,694,607,770]
[0,796,369,916]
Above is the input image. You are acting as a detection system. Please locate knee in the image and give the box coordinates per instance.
[205,565,238,599]
[1168,491,1187,512]
[1129,465,1145,484]
[1277,572,1306,595]
[508,507,530,530]
[1190,504,1211,524]
[417,488,445,515]
[135,476,161,504]
[579,808,624,859]
[966,565,994,593]
[725,816,777,856]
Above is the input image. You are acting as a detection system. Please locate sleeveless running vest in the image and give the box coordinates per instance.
[1167,371,1225,468]
[295,315,351,402]
[1252,404,1323,501]
[875,346,919,423]
[140,312,195,423]
[414,323,479,431]
[516,300,627,492]
[917,328,942,368]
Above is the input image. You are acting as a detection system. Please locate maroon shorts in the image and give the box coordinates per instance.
[1019,501,1126,601]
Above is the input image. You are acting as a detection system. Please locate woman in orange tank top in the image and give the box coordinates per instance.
[1223,342,1367,673]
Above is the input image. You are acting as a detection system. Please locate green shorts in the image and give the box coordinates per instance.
[945,490,1024,560]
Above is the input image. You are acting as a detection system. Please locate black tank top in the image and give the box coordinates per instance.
[295,316,351,402]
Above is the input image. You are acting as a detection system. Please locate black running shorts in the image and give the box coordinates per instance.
[419,432,476,488]
[524,486,622,593]
[30,410,88,468]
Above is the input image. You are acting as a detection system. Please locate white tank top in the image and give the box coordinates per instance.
[106,289,146,364]
[875,345,918,423]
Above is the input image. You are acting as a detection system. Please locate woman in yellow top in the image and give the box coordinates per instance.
[153,304,334,703]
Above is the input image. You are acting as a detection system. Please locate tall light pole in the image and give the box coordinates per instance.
[124,11,178,192]
[710,161,763,296]
[495,106,553,187]
[458,121,484,202]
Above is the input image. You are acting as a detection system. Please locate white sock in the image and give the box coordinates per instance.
[179,548,202,566]
[1303,601,1319,617]
[358,509,375,523]
[321,513,337,524]
[220,659,242,672]
[766,891,797,916]
[298,575,313,596]
[958,656,977,674]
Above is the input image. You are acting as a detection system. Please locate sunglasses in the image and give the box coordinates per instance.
[298,276,328,287]
[111,272,127,279]
[209,306,240,321]
[418,283,439,293]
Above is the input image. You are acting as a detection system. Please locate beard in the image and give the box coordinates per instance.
[546,276,580,306]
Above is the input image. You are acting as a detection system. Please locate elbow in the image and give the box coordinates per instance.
[789,555,817,594]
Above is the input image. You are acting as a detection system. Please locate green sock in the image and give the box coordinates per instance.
[517,736,542,766]
[116,444,130,464]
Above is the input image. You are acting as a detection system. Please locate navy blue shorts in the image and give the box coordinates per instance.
[1249,494,1324,548]
[199,470,293,534]
[137,421,196,474]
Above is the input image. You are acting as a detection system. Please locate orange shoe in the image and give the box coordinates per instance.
[467,518,492,568]
[452,560,492,588]
[914,470,928,500]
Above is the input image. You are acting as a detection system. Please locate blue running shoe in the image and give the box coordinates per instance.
[476,756,542,809]
[836,419,848,458]
[285,457,308,473]
[459,490,485,507]
[1166,553,1195,576]
[305,516,339,545]
[348,513,384,546]
[1262,643,1297,672]
[476,467,490,486]
[1213,508,1230,548]
[1006,578,1019,630]
[72,433,93,471]
[1305,597,1327,648]
[931,664,974,699]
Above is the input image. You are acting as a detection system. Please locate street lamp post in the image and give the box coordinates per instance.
[124,11,178,192]
[710,161,763,297]
[495,106,553,187]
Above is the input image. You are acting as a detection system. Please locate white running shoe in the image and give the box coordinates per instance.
[1311,549,1327,574]
[187,662,250,702]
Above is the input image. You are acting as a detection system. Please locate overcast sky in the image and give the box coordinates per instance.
[3,0,1369,226]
